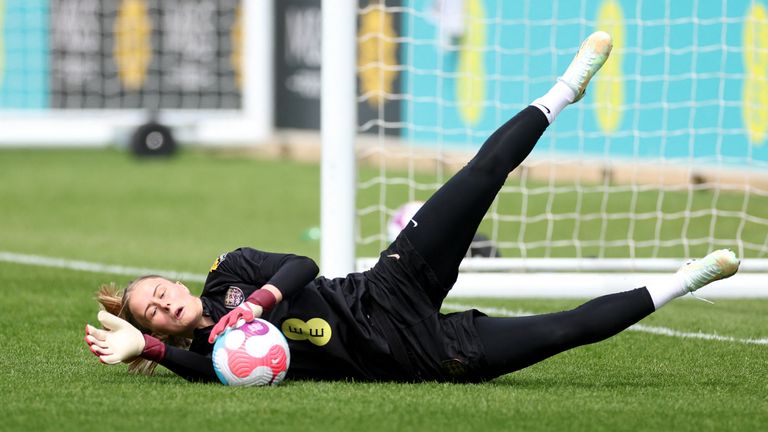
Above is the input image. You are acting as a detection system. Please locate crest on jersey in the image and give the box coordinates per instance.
[209,253,228,272]
[224,286,244,308]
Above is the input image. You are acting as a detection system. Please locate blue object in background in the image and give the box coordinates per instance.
[0,0,48,109]
[399,0,767,167]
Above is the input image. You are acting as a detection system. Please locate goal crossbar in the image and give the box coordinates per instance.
[356,258,768,298]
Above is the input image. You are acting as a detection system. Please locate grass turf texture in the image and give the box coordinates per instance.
[1,148,766,431]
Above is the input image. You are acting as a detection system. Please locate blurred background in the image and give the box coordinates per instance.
[0,0,766,296]
[1,5,765,430]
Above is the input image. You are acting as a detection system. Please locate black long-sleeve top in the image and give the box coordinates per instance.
[157,247,404,383]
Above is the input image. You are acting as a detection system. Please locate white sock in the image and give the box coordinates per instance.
[645,273,688,310]
[530,81,577,124]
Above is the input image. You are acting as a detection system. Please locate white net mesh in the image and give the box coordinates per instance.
[355,0,768,264]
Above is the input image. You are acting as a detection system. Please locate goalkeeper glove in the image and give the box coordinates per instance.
[208,288,276,343]
[84,311,165,364]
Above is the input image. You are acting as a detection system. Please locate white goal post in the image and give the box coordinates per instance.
[321,0,357,278]
[322,0,768,297]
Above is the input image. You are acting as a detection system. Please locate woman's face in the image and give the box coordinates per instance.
[127,277,203,337]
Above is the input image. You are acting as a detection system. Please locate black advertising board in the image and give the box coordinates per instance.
[274,0,322,129]
[275,0,401,135]
[50,0,241,109]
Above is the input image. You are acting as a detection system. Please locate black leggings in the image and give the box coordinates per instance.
[475,288,654,378]
[401,106,549,289]
[400,106,655,376]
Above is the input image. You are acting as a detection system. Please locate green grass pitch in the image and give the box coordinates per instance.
[0,148,765,431]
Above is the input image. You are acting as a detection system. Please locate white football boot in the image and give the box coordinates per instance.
[558,31,614,103]
[676,249,741,294]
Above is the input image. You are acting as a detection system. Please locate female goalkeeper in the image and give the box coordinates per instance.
[84,32,740,383]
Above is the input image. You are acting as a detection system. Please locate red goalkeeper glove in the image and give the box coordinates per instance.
[208,289,277,343]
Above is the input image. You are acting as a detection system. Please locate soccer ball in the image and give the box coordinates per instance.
[387,201,424,241]
[212,318,290,386]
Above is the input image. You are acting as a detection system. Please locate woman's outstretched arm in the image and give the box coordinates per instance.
[85,311,219,383]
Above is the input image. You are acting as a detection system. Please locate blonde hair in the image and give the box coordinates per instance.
[96,276,191,375]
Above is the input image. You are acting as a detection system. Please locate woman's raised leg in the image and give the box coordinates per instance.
[401,31,614,295]
[475,249,740,379]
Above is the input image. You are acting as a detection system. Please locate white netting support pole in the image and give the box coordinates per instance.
[321,0,357,277]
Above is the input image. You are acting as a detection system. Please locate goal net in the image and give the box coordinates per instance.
[352,0,768,296]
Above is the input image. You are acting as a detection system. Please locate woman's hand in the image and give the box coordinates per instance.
[208,302,263,344]
[84,311,146,364]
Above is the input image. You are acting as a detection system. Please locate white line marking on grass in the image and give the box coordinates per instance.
[627,324,768,345]
[0,251,207,283]
[441,303,768,346]
[2,251,766,346]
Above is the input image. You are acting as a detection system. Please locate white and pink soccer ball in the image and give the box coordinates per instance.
[212,319,290,386]
[387,201,424,242]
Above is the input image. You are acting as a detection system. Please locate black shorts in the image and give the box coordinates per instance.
[363,233,489,382]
